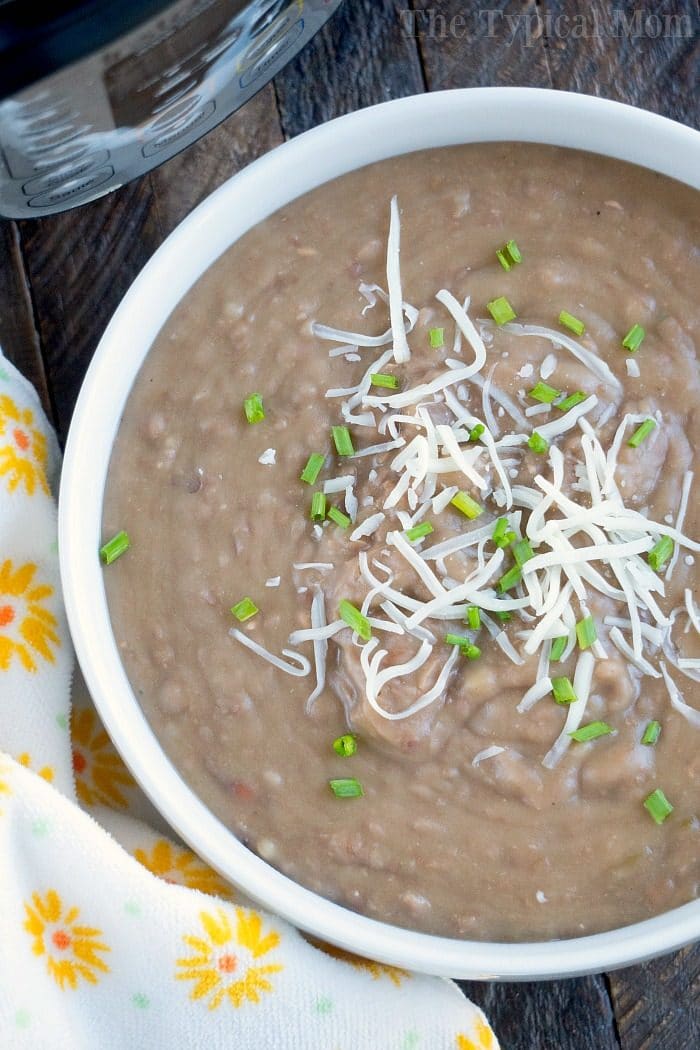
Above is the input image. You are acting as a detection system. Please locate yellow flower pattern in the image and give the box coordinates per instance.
[307,936,410,987]
[71,707,135,808]
[0,394,49,496]
[16,751,55,784]
[176,906,282,1010]
[134,839,234,899]
[23,889,110,990]
[0,560,60,672]
[456,1017,496,1050]
[0,756,11,813]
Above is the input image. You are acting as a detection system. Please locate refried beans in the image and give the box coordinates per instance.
[102,144,700,941]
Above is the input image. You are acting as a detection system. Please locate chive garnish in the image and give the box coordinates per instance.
[466,606,481,630]
[576,615,597,651]
[569,721,612,742]
[506,239,522,263]
[451,491,483,519]
[332,734,357,757]
[644,788,673,824]
[469,423,485,443]
[494,610,512,623]
[648,536,674,572]
[496,249,511,272]
[370,372,400,390]
[339,599,372,641]
[329,777,364,799]
[331,425,355,456]
[556,391,587,412]
[310,491,327,522]
[512,538,535,567]
[530,381,560,404]
[498,565,522,593]
[429,327,445,349]
[243,392,265,424]
[445,634,481,659]
[231,597,259,622]
[622,324,646,352]
[328,506,351,529]
[300,453,325,485]
[550,636,568,662]
[492,517,516,548]
[100,530,130,565]
[642,721,661,746]
[552,676,577,704]
[487,296,517,325]
[496,240,522,270]
[528,432,549,455]
[405,521,434,542]
[628,419,656,448]
[559,311,586,336]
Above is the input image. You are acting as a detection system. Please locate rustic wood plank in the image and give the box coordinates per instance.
[273,0,425,138]
[459,974,620,1050]
[543,0,699,128]
[609,947,700,1049]
[411,0,553,90]
[0,219,52,419]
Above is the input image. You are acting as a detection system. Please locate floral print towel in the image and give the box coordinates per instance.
[0,350,499,1050]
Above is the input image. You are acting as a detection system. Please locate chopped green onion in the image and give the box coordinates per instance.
[300,453,325,485]
[463,643,481,660]
[339,599,372,641]
[429,327,445,349]
[328,506,351,529]
[243,392,265,424]
[100,530,130,565]
[576,615,598,651]
[550,636,568,662]
[487,296,516,325]
[469,423,485,443]
[559,310,585,336]
[231,597,259,622]
[492,517,516,548]
[332,734,357,757]
[331,425,355,457]
[370,372,399,390]
[405,521,434,543]
[552,676,577,705]
[512,538,535,567]
[530,381,560,404]
[622,323,646,352]
[506,239,522,264]
[569,721,613,742]
[496,249,512,272]
[628,418,656,448]
[556,391,587,412]
[445,635,481,659]
[493,610,512,623]
[466,606,481,630]
[648,536,674,572]
[451,491,483,519]
[498,565,522,593]
[329,777,364,799]
[644,788,673,824]
[528,432,549,455]
[642,721,661,746]
[310,491,327,522]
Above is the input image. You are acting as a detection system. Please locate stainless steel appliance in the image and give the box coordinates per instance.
[0,0,342,218]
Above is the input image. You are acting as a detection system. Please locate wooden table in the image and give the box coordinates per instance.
[1,2,698,1046]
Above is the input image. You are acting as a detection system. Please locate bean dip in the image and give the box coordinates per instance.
[103,144,700,940]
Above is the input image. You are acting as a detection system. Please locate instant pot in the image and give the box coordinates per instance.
[0,0,342,218]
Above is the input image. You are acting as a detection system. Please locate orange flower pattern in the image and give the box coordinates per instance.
[176,907,282,1010]
[23,889,110,990]
[456,1017,496,1050]
[71,707,135,808]
[134,839,234,899]
[0,394,49,496]
[307,936,410,986]
[0,560,59,672]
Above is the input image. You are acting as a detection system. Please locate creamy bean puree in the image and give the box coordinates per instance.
[103,144,700,941]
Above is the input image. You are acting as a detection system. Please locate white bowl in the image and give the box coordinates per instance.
[59,88,700,980]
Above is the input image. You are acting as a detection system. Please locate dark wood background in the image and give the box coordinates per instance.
[1,2,698,1046]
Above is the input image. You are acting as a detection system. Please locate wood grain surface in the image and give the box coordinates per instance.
[1,2,698,1047]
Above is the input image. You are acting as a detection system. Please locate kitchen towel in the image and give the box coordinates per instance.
[0,349,499,1050]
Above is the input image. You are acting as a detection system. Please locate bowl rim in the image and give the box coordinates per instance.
[59,87,700,980]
